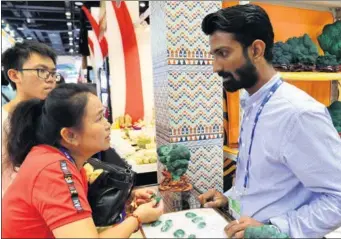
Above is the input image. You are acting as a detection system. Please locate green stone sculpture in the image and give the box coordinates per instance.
[197,222,206,229]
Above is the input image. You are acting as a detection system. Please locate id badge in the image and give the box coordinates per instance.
[228,186,242,219]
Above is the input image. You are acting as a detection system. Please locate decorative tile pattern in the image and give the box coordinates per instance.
[165,1,220,64]
[168,70,223,141]
[151,1,223,192]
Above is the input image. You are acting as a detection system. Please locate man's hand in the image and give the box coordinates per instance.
[198,189,228,208]
[224,216,263,238]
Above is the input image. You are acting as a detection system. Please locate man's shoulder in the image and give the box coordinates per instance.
[276,82,326,115]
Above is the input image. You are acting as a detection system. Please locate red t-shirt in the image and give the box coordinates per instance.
[2,145,92,238]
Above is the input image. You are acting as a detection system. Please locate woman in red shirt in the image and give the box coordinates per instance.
[2,83,163,238]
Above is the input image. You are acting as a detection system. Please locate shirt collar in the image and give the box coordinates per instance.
[240,72,281,110]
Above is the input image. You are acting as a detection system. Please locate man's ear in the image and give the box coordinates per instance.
[250,40,266,63]
[60,128,79,146]
[7,69,21,85]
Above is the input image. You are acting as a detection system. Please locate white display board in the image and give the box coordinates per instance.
[142,208,229,238]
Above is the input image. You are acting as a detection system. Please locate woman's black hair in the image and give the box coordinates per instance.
[7,83,96,168]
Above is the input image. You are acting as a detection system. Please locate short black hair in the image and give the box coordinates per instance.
[202,4,274,62]
[1,40,57,90]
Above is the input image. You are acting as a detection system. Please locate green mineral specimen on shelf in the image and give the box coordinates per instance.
[191,217,204,223]
[161,219,173,232]
[174,229,185,238]
[197,222,206,229]
[188,234,196,238]
[151,220,162,227]
[185,212,197,218]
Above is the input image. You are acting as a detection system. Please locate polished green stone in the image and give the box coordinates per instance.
[151,220,162,227]
[197,222,206,229]
[188,234,196,238]
[173,229,185,238]
[185,212,197,218]
[161,219,173,232]
[191,217,204,223]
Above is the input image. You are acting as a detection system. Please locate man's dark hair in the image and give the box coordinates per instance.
[202,4,274,62]
[1,40,57,90]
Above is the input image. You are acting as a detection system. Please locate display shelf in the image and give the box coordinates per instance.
[223,146,238,162]
[280,72,341,81]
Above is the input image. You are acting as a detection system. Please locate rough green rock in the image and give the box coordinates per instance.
[151,220,162,227]
[244,225,290,238]
[185,212,197,218]
[173,229,185,238]
[161,219,173,232]
[197,222,206,229]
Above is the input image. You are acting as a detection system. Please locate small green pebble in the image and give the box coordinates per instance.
[197,222,206,229]
[151,220,162,227]
[161,219,173,232]
[185,212,197,218]
[191,217,204,223]
[173,229,185,238]
[188,234,196,238]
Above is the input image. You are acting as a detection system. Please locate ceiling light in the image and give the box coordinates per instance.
[26,18,31,23]
[26,36,32,40]
[76,45,79,48]
[139,2,146,7]
[17,27,24,31]
[67,16,71,19]
[67,22,72,27]
[68,31,72,35]
[69,37,73,41]
[76,28,80,31]
[75,2,83,6]
[76,37,79,40]
[65,12,71,16]
[69,49,74,53]
[10,30,15,37]
[1,20,4,24]
[69,42,73,46]
[17,37,24,42]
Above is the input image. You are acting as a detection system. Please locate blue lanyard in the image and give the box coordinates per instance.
[237,79,283,190]
[59,147,77,165]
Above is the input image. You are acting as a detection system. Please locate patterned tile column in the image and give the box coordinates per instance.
[151,1,224,193]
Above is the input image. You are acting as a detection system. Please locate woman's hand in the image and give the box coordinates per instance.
[132,188,156,205]
[133,200,164,224]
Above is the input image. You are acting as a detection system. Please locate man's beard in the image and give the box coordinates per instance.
[218,58,259,92]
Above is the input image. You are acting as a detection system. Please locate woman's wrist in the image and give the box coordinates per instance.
[127,212,142,233]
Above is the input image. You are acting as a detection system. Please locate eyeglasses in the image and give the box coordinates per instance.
[17,68,61,82]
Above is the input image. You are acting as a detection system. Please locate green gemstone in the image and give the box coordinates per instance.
[191,217,204,223]
[161,219,173,232]
[174,229,185,238]
[188,234,196,238]
[185,212,197,218]
[197,222,206,229]
[151,220,162,227]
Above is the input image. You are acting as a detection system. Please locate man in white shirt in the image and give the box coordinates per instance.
[199,4,341,238]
